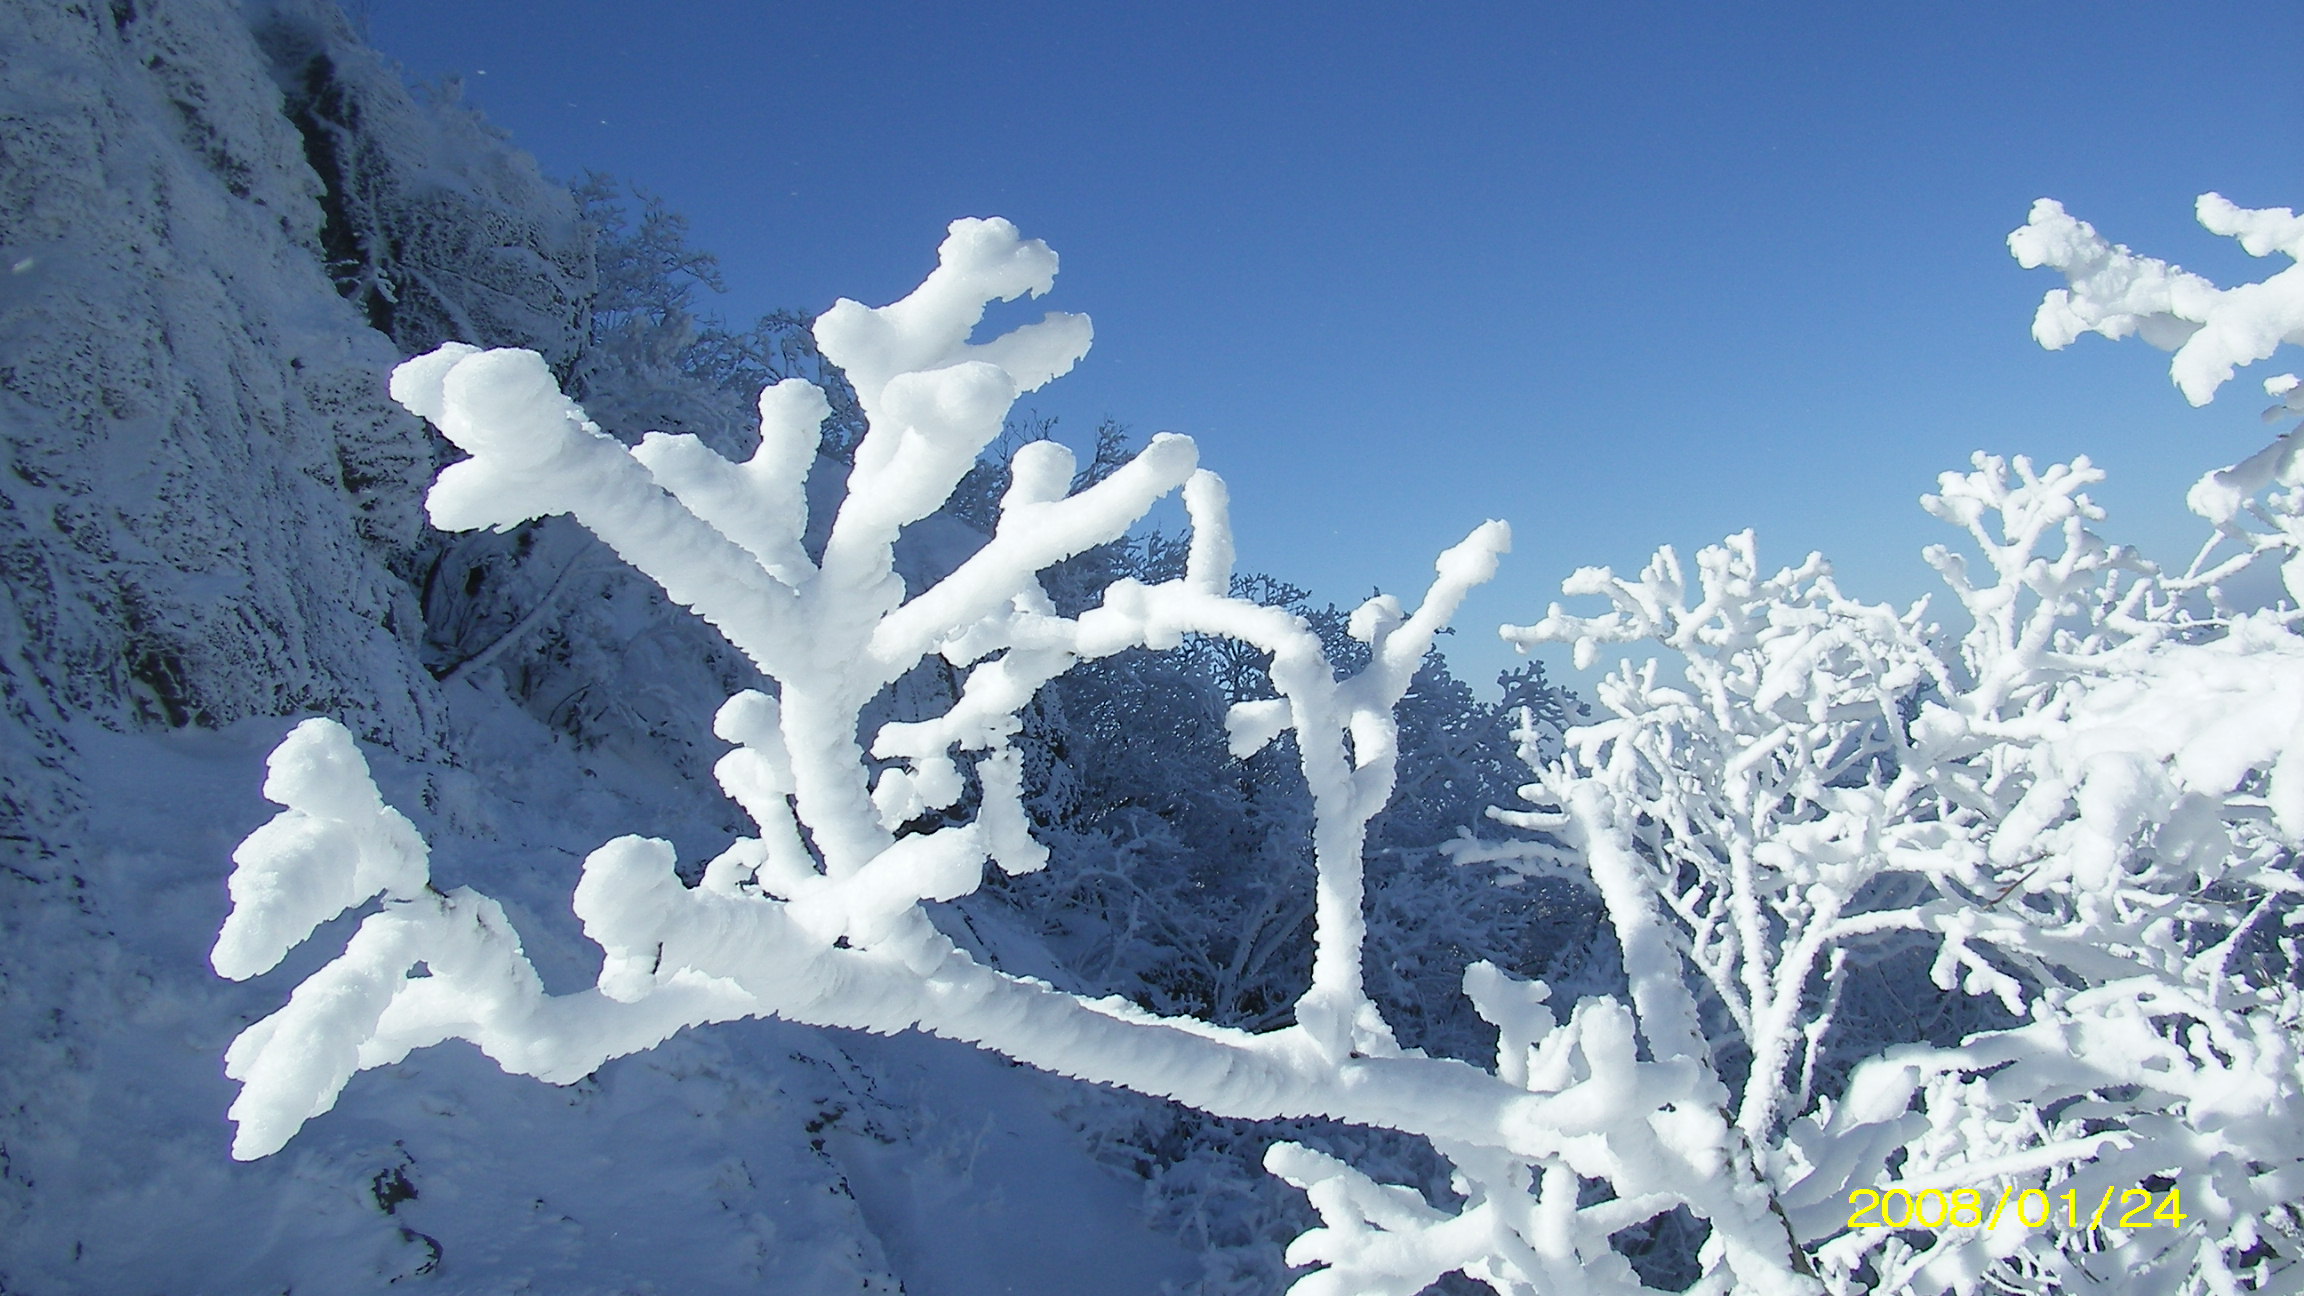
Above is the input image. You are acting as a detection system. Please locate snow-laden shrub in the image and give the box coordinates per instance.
[214,197,2304,1294]
[1458,195,2304,1294]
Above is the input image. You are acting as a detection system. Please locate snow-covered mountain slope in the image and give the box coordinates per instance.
[1,0,443,752]
[0,4,1198,1290]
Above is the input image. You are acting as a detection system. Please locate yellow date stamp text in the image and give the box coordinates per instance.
[1846,1186,2186,1233]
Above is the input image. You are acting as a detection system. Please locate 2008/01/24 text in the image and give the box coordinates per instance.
[1846,1186,2186,1233]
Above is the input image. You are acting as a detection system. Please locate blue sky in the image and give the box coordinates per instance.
[364,1,2302,692]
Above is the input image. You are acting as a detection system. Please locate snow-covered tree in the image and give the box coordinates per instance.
[216,216,1824,1294]
[1460,194,2304,1294]
[213,195,2304,1294]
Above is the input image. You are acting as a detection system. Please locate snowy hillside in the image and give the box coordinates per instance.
[0,3,1204,1291]
[0,4,1565,1292]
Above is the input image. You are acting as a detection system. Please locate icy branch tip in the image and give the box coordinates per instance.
[212,719,430,982]
[1438,519,1511,583]
[938,216,1061,301]
[385,341,480,423]
[390,344,596,469]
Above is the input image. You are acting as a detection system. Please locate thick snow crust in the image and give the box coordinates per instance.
[2012,195,2304,407]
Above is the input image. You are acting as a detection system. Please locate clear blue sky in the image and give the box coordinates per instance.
[363,1,2302,693]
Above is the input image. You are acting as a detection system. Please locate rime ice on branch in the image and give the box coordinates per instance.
[2015,193,2304,610]
[214,218,1823,1294]
[2011,193,2304,408]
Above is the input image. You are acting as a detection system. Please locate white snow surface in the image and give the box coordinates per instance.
[6,703,1194,1294]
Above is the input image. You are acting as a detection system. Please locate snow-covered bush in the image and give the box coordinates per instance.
[1464,194,2304,1294]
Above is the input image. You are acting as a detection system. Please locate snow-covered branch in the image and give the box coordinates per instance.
[216,218,1826,1294]
[2010,194,2304,408]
